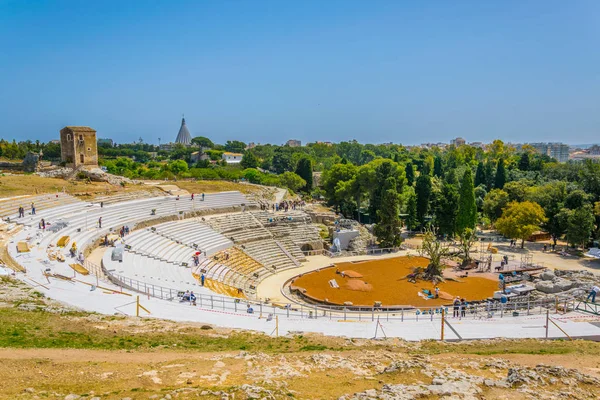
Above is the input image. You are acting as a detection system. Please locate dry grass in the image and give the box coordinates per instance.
[0,174,153,199]
[0,174,265,201]
[173,180,264,196]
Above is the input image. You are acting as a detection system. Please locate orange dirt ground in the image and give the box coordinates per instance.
[292,256,500,307]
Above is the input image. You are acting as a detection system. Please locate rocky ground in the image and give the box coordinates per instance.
[2,276,600,399]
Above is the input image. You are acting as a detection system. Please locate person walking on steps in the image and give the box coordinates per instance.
[31,202,36,215]
[201,273,205,286]
[98,217,102,229]
[587,286,600,303]
[201,193,205,201]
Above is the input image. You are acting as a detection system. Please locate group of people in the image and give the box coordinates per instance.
[452,297,468,318]
[17,202,36,218]
[257,200,305,212]
[181,290,196,305]
[175,193,205,201]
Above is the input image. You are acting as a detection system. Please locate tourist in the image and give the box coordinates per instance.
[31,202,36,215]
[98,217,102,228]
[176,195,179,200]
[201,273,205,286]
[201,193,205,201]
[543,244,547,252]
[453,297,461,317]
[434,286,439,299]
[104,234,109,246]
[191,193,194,200]
[247,304,254,314]
[100,201,104,208]
[460,298,467,317]
[189,291,196,305]
[587,285,600,303]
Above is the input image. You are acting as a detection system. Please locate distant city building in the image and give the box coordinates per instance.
[315,141,333,146]
[246,142,257,149]
[97,138,114,146]
[450,137,466,146]
[222,152,243,164]
[469,141,485,149]
[59,126,98,168]
[191,151,209,163]
[528,142,570,163]
[286,139,301,147]
[49,140,60,145]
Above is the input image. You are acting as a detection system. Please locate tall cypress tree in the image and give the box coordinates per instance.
[495,158,506,189]
[374,177,402,247]
[484,161,495,190]
[405,162,415,186]
[405,192,418,231]
[437,182,459,237]
[474,161,486,187]
[457,169,477,233]
[294,157,313,192]
[433,157,443,177]
[518,152,530,171]
[415,174,432,226]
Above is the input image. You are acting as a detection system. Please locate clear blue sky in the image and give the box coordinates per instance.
[1,0,598,145]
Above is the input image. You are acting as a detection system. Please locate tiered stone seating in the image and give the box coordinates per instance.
[241,239,299,272]
[213,247,268,280]
[205,212,260,232]
[150,219,232,255]
[0,193,89,223]
[91,189,167,205]
[35,191,249,253]
[203,279,246,299]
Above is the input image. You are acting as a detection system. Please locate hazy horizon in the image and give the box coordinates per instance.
[1,1,599,145]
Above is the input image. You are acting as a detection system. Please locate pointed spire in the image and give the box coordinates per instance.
[175,115,192,145]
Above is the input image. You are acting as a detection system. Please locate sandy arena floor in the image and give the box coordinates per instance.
[292,256,499,307]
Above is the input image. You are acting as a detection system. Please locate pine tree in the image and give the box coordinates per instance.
[294,157,313,192]
[405,162,415,186]
[374,178,403,247]
[457,169,477,233]
[495,158,506,189]
[393,153,400,163]
[474,161,486,187]
[415,174,432,226]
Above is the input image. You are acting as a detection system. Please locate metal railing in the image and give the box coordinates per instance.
[83,256,583,322]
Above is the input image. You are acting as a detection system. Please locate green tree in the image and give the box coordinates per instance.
[457,169,477,233]
[405,162,415,186]
[458,228,477,266]
[418,228,450,281]
[433,156,443,177]
[495,201,546,248]
[243,168,262,184]
[278,171,306,192]
[566,205,595,249]
[240,151,259,169]
[474,161,486,187]
[322,163,357,211]
[168,159,189,175]
[224,140,246,153]
[415,174,432,226]
[294,157,313,192]
[436,182,459,237]
[272,147,296,173]
[495,158,506,189]
[191,136,214,149]
[484,161,495,190]
[405,191,418,231]
[483,189,509,222]
[518,152,530,171]
[374,178,403,247]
